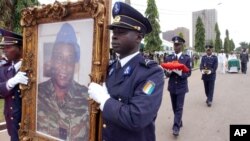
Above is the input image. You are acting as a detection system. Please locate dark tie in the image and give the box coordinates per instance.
[175,55,178,60]
[116,60,121,69]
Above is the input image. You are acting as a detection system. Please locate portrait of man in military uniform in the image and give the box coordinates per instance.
[36,21,93,141]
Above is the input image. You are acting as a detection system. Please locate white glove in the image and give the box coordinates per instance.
[14,61,22,72]
[206,70,211,74]
[173,69,182,76]
[202,69,211,75]
[201,70,205,74]
[88,82,110,111]
[0,60,7,67]
[7,71,28,89]
[165,69,172,74]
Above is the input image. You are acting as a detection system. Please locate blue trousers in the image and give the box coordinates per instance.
[203,80,215,102]
[170,93,186,130]
[5,114,20,141]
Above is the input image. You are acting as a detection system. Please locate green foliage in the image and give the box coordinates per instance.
[178,32,186,50]
[214,23,222,52]
[0,100,4,122]
[236,42,250,52]
[0,0,39,33]
[144,0,162,53]
[194,17,205,52]
[0,0,15,30]
[223,29,235,53]
[229,39,235,52]
[125,0,131,4]
[14,0,40,33]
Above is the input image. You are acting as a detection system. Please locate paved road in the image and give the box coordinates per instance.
[156,63,250,141]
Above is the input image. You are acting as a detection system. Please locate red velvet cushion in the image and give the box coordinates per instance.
[161,61,190,72]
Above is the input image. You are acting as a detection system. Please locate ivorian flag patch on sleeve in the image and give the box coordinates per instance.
[142,80,155,95]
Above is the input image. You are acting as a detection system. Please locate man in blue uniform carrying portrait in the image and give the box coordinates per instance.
[0,28,29,141]
[88,2,165,141]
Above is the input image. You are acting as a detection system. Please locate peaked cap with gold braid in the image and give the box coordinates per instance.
[108,2,152,35]
[0,28,22,48]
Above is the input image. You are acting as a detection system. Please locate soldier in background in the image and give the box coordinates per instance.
[240,48,249,74]
[0,29,29,141]
[37,23,89,141]
[200,45,218,107]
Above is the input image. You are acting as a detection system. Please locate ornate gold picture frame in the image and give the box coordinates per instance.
[19,1,110,140]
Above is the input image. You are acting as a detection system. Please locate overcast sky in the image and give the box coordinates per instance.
[39,0,250,47]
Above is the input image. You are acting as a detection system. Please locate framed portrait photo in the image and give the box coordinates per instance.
[19,1,110,141]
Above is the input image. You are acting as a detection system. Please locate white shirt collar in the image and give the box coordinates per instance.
[175,52,182,59]
[119,52,139,67]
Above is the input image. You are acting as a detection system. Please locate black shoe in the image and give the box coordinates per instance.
[207,101,212,107]
[173,129,179,136]
[180,121,183,128]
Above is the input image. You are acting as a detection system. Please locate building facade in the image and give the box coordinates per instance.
[162,27,190,47]
[192,9,217,47]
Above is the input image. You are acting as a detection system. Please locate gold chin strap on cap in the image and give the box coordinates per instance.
[0,37,19,46]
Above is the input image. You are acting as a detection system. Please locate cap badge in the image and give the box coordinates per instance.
[114,16,121,23]
[114,2,120,14]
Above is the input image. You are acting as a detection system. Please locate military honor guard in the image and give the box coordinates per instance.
[240,48,249,74]
[164,36,192,136]
[88,2,165,141]
[200,45,218,107]
[0,28,29,141]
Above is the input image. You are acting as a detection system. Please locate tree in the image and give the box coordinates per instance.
[224,29,230,53]
[0,0,15,31]
[144,0,162,53]
[125,0,131,5]
[178,32,186,50]
[194,16,205,52]
[229,39,235,52]
[0,0,39,33]
[14,0,39,33]
[236,42,249,52]
[214,23,222,52]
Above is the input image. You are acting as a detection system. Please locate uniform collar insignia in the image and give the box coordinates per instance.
[123,66,131,75]
[145,59,151,66]
[109,68,114,76]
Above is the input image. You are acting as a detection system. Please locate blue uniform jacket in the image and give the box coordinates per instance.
[102,54,164,141]
[200,55,218,81]
[0,63,22,139]
[165,54,191,94]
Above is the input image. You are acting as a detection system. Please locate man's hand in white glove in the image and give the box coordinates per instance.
[173,69,182,76]
[165,69,172,74]
[7,71,28,90]
[201,69,205,74]
[14,61,22,72]
[88,82,110,111]
[206,70,211,74]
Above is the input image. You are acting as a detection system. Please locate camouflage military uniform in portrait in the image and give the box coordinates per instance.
[36,23,89,141]
[37,80,89,141]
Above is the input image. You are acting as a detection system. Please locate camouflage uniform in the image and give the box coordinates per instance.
[37,79,89,141]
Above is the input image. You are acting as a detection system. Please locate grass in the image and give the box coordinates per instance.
[0,99,5,122]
